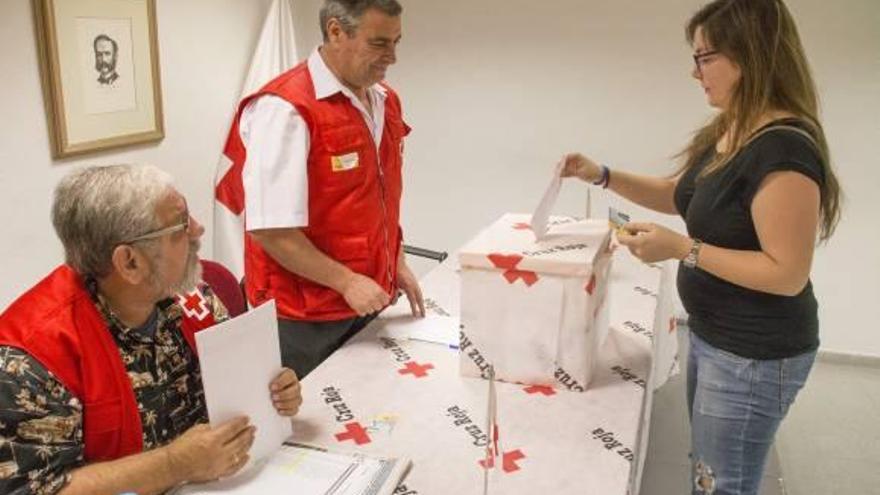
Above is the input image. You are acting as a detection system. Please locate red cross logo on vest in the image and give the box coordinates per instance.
[178,289,210,321]
[487,254,538,287]
[523,384,556,396]
[398,361,434,378]
[479,449,526,473]
[334,422,371,445]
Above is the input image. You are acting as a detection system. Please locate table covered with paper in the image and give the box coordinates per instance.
[287,166,679,495]
[289,249,677,495]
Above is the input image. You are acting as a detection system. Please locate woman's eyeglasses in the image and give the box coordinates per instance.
[693,50,719,75]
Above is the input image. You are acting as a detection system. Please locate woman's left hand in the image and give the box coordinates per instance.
[616,222,691,263]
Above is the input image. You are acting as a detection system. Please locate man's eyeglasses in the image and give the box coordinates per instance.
[121,212,190,244]
[693,50,719,74]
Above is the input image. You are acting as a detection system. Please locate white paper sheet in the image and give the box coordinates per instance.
[377,314,460,348]
[529,160,564,240]
[195,300,291,466]
[171,443,410,495]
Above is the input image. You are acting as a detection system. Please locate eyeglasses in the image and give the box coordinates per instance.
[692,50,719,74]
[123,220,188,244]
[121,208,190,244]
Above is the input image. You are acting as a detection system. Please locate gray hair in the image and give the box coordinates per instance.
[319,0,402,41]
[52,164,174,278]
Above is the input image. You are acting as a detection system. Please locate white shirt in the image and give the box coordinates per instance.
[240,48,388,231]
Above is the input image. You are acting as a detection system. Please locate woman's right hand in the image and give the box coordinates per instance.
[560,153,602,183]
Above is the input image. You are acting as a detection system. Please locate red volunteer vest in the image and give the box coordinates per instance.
[0,265,217,462]
[216,62,410,321]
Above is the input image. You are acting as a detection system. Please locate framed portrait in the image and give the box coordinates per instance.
[33,0,164,158]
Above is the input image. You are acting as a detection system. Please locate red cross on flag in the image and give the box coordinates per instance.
[213,0,299,279]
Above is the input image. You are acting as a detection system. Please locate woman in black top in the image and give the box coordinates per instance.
[560,1,841,494]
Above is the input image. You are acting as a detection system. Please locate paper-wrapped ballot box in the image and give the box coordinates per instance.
[458,214,612,392]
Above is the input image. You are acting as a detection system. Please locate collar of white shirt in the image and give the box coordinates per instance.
[308,47,387,103]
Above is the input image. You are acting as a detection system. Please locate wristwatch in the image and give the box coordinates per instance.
[682,239,702,269]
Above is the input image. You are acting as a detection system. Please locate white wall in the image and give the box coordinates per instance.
[290,0,880,357]
[0,0,273,307]
[2,0,878,357]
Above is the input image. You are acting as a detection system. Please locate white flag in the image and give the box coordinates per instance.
[213,0,299,280]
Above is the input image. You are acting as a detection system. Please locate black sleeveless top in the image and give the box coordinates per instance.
[674,119,825,359]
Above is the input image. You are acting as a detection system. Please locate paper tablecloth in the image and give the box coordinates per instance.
[290,250,677,495]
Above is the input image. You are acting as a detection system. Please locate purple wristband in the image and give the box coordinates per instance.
[592,165,610,188]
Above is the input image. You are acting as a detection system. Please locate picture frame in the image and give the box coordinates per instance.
[33,0,164,158]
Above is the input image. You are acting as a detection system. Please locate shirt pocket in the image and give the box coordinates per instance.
[315,125,369,190]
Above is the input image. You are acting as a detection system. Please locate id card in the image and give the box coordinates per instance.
[331,152,359,172]
[609,207,631,234]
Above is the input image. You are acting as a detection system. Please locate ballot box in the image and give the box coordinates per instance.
[458,213,613,391]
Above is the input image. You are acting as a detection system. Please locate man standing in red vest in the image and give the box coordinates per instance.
[0,165,302,494]
[217,0,424,378]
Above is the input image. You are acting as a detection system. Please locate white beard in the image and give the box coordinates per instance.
[149,240,202,298]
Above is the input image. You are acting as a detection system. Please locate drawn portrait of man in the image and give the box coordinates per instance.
[77,18,136,115]
[93,34,120,86]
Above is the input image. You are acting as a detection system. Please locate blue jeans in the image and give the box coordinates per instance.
[687,331,815,495]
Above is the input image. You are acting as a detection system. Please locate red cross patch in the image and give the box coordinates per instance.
[398,361,434,378]
[479,449,526,473]
[334,422,371,445]
[487,254,538,287]
[178,289,210,321]
[523,384,556,396]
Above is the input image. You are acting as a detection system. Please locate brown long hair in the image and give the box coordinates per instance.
[679,0,841,240]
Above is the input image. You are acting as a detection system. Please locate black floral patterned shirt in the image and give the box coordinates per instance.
[0,284,228,494]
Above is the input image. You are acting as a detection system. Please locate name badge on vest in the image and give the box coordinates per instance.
[331,152,360,172]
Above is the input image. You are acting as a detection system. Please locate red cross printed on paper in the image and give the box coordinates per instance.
[334,422,371,445]
[585,274,597,295]
[487,254,539,287]
[398,361,434,378]
[512,222,532,231]
[501,449,526,472]
[178,289,210,320]
[479,449,527,473]
[523,384,556,396]
[669,316,677,333]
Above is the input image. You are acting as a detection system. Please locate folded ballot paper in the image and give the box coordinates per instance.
[376,314,460,348]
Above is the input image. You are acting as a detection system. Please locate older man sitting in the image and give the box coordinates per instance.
[0,164,301,495]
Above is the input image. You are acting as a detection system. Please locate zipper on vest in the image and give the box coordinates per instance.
[375,146,394,293]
